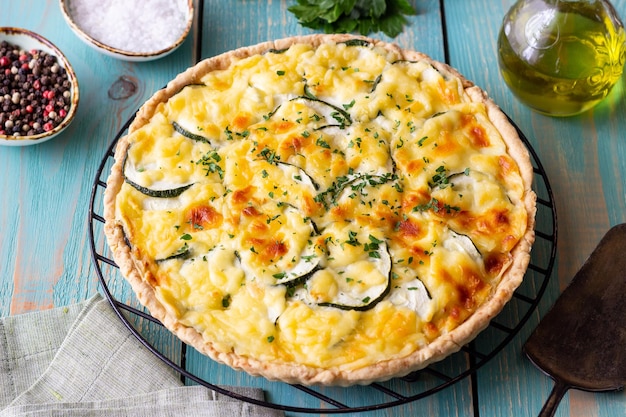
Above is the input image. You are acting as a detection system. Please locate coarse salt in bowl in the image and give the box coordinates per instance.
[0,27,79,146]
[59,0,194,62]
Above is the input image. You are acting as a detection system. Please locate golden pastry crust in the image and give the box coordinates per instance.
[104,34,536,386]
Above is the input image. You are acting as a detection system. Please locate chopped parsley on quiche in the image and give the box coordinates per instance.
[104,35,536,386]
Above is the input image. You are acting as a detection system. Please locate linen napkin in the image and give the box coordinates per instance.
[0,294,284,416]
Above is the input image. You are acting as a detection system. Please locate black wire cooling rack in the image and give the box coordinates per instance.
[88,114,557,415]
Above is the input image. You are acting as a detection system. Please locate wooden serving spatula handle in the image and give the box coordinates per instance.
[539,381,570,417]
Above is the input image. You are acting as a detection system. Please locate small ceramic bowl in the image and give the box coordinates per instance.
[0,27,80,147]
[59,0,194,62]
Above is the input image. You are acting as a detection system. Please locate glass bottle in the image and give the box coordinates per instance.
[497,0,626,116]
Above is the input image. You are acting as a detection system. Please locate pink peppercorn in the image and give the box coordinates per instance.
[1,39,72,137]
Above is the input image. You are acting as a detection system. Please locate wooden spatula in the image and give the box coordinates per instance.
[523,223,626,417]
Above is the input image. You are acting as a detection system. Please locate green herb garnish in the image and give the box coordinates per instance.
[222,294,231,308]
[288,0,416,38]
[196,150,224,179]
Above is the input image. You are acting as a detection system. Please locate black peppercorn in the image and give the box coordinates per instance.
[0,40,72,137]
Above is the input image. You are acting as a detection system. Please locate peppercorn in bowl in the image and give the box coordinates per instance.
[0,27,79,146]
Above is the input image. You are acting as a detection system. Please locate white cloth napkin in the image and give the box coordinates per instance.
[0,294,284,417]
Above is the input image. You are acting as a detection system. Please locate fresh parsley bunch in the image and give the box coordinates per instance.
[288,0,416,38]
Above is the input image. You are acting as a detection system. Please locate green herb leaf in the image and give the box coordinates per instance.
[257,147,281,164]
[222,294,231,308]
[288,0,416,38]
[196,150,224,179]
[346,230,360,246]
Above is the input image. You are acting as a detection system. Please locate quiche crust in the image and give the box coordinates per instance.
[104,34,536,386]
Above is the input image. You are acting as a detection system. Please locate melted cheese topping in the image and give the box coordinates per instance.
[115,41,529,370]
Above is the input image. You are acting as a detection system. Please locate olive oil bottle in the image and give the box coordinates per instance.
[498,0,626,116]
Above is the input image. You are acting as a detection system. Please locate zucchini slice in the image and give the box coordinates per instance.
[336,172,397,197]
[125,178,193,198]
[339,39,372,47]
[290,95,352,128]
[272,245,321,287]
[391,59,449,85]
[430,168,506,209]
[443,229,482,263]
[269,210,321,286]
[172,83,206,97]
[172,121,213,145]
[277,161,320,191]
[389,277,433,320]
[316,240,392,311]
[262,95,351,132]
[123,150,194,198]
[265,47,288,54]
[315,171,396,208]
[123,147,194,198]
[444,169,498,194]
[313,171,359,209]
[156,243,192,263]
[369,73,383,93]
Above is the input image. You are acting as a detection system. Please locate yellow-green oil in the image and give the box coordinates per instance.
[498,0,626,116]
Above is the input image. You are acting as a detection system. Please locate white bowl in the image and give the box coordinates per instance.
[0,27,80,146]
[59,0,194,62]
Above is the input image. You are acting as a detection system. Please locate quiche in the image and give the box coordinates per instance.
[103,34,536,386]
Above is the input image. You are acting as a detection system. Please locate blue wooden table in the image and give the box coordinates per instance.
[1,1,625,416]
